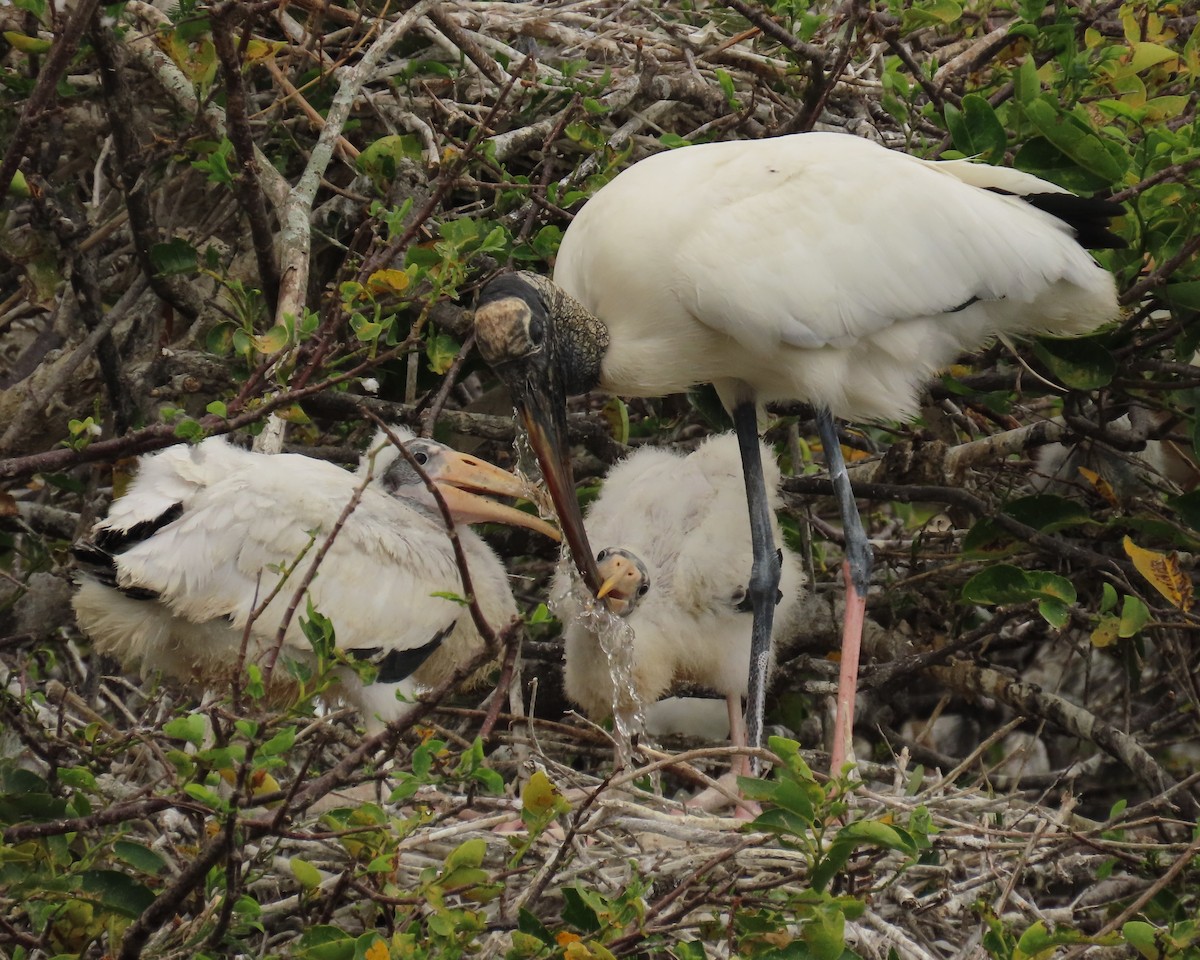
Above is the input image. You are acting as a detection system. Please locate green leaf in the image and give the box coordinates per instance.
[1100,582,1118,614]
[1118,595,1150,638]
[79,869,157,917]
[1032,337,1116,389]
[291,858,323,889]
[59,766,97,791]
[1003,495,1092,532]
[962,564,1075,605]
[517,907,555,945]
[426,332,460,375]
[183,784,225,809]
[261,726,296,756]
[1022,99,1128,182]
[164,714,207,746]
[150,237,199,277]
[1161,281,1200,311]
[356,134,425,186]
[945,94,1007,161]
[205,400,227,418]
[1038,598,1069,627]
[294,925,356,960]
[113,840,168,876]
[4,31,52,54]
[562,884,602,932]
[1013,56,1040,103]
[1122,921,1160,960]
[445,838,486,871]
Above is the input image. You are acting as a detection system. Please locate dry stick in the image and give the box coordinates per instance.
[0,339,410,481]
[931,660,1198,817]
[2,797,181,844]
[0,274,149,454]
[722,0,829,65]
[1120,230,1200,307]
[791,0,867,133]
[425,4,508,87]
[32,181,136,435]
[419,334,476,439]
[511,770,620,916]
[782,474,1123,573]
[117,831,236,960]
[90,20,198,322]
[275,0,438,328]
[0,0,103,207]
[211,3,283,316]
[1062,833,1200,959]
[478,621,521,741]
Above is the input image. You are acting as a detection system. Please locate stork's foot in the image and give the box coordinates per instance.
[684,772,762,820]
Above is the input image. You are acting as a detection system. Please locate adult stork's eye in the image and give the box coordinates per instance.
[528,316,545,346]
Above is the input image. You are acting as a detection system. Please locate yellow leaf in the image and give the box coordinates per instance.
[1077,466,1119,508]
[275,404,312,424]
[1123,536,1194,611]
[363,938,389,960]
[248,769,281,799]
[244,38,283,65]
[556,932,582,946]
[522,769,569,818]
[4,31,53,54]
[1129,41,1177,74]
[252,324,290,353]
[1091,614,1120,648]
[367,268,410,295]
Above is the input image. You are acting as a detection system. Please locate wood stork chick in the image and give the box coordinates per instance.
[473,131,1123,771]
[554,434,804,780]
[73,430,557,730]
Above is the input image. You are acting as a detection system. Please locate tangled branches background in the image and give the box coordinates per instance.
[1,0,1199,957]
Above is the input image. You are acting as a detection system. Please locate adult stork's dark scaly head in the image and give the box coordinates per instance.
[474,272,609,592]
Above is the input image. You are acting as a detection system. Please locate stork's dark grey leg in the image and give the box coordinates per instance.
[815,407,871,773]
[732,401,782,775]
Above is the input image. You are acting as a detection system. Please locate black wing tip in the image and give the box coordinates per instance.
[92,502,185,555]
[349,621,454,685]
[1022,192,1129,250]
[71,543,161,601]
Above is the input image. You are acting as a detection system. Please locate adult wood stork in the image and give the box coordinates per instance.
[553,434,804,785]
[472,131,1124,771]
[73,429,558,731]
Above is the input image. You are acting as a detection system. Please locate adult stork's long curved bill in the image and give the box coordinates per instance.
[473,130,1123,773]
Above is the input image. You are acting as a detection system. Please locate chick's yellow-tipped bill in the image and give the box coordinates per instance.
[596,572,621,599]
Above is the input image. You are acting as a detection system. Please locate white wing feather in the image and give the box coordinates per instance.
[555,132,1118,418]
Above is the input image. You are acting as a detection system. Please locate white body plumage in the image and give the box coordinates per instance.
[555,434,804,727]
[553,132,1119,417]
[73,433,532,730]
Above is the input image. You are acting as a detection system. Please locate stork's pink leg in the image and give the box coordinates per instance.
[815,409,871,777]
[830,562,865,773]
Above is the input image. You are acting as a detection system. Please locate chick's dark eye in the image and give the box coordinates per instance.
[637,583,650,597]
[596,549,609,562]
[414,451,429,465]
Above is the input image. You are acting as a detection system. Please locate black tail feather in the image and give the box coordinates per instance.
[989,187,1127,250]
